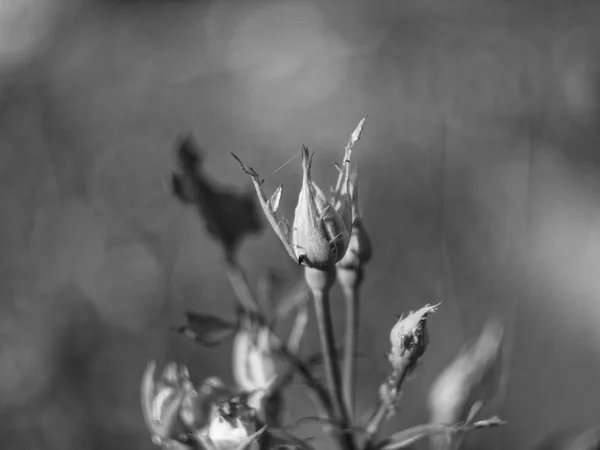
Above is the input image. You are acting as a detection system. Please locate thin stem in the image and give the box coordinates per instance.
[225,259,262,313]
[364,357,412,447]
[224,259,335,419]
[312,288,346,420]
[342,284,359,419]
[312,288,356,450]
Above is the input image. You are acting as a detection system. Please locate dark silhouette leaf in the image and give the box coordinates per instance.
[169,135,262,261]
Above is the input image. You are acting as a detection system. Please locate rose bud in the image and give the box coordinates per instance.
[198,397,263,450]
[388,304,440,372]
[232,117,367,270]
[141,361,230,447]
[291,145,351,269]
[232,315,290,419]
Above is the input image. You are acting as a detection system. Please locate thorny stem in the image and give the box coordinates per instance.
[364,356,412,447]
[340,269,363,419]
[306,267,356,450]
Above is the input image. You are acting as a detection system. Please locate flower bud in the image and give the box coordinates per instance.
[233,116,366,269]
[232,316,290,415]
[428,319,504,426]
[388,304,439,372]
[203,398,260,450]
[292,146,351,269]
[141,361,230,447]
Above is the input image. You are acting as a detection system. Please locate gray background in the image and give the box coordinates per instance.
[1,0,600,449]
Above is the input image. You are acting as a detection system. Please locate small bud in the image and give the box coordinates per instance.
[232,316,290,416]
[428,319,504,427]
[292,146,351,270]
[203,398,260,450]
[141,361,229,447]
[388,304,439,371]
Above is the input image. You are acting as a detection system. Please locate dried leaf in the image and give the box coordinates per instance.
[232,153,298,262]
[268,185,284,213]
[348,116,367,149]
[173,311,238,347]
[170,136,263,261]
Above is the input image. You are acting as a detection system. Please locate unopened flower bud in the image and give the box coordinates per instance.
[428,319,504,426]
[337,217,372,272]
[233,117,367,270]
[232,316,289,416]
[202,398,260,450]
[141,361,230,447]
[292,146,351,270]
[388,304,439,372]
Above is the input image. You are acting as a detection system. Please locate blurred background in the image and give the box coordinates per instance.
[1,0,600,448]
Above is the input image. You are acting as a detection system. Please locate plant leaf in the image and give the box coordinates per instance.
[534,426,600,450]
[235,425,267,450]
[232,153,298,262]
[268,428,317,450]
[268,185,284,213]
[274,279,310,321]
[172,311,238,347]
[377,417,506,450]
[171,136,263,261]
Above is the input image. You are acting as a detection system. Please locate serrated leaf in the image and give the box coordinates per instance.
[268,428,317,450]
[172,311,238,347]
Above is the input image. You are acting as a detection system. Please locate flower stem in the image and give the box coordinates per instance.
[305,267,356,450]
[364,356,412,447]
[339,268,363,419]
[225,259,262,313]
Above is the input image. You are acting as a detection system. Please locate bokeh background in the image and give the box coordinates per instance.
[1,0,600,448]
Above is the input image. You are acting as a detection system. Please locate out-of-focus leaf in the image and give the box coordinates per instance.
[274,279,310,321]
[377,417,505,450]
[534,426,600,450]
[235,425,267,450]
[170,135,263,261]
[173,311,239,347]
[267,428,317,450]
